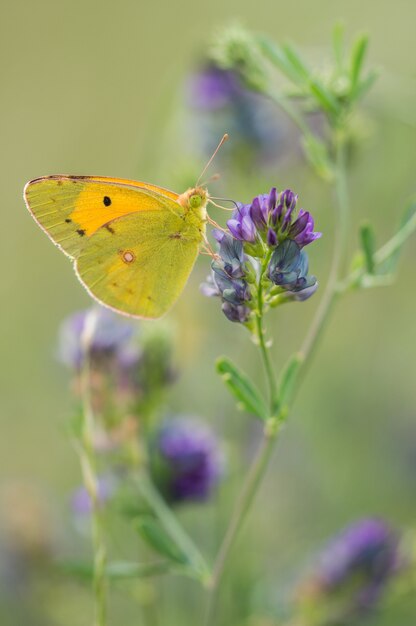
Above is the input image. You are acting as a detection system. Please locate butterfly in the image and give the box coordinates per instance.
[23,135,230,319]
[24,173,212,318]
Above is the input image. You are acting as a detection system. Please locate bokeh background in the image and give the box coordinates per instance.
[1,0,416,624]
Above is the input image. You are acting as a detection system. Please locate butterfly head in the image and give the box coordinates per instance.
[178,187,208,213]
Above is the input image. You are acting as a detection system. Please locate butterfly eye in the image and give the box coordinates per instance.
[189,194,202,209]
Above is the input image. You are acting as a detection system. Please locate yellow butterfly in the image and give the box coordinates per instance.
[23,137,227,319]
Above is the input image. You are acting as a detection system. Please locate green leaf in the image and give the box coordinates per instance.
[359,222,376,274]
[136,516,189,565]
[216,356,268,420]
[349,34,369,92]
[278,353,304,408]
[309,79,341,117]
[377,198,416,274]
[281,43,310,82]
[257,36,307,87]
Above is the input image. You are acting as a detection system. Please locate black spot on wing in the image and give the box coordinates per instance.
[77,229,86,236]
[103,196,111,206]
[65,218,72,223]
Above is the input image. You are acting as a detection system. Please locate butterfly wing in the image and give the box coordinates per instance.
[24,175,181,258]
[75,210,202,318]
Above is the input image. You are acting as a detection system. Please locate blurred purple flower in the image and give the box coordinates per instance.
[57,307,140,370]
[297,518,400,621]
[153,417,225,504]
[187,64,242,110]
[187,63,290,168]
[71,475,116,516]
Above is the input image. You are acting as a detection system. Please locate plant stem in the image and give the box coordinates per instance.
[202,425,280,626]
[203,133,350,626]
[256,250,279,413]
[77,310,107,626]
[299,134,349,365]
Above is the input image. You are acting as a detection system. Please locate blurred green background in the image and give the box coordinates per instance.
[1,0,416,624]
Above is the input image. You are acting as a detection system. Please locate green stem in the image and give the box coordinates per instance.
[256,250,279,414]
[298,134,349,365]
[203,133,350,626]
[202,425,280,626]
[77,310,107,626]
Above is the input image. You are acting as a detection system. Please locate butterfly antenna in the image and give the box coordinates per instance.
[196,134,229,187]
[210,197,241,211]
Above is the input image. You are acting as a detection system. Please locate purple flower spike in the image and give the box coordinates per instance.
[291,210,322,247]
[267,187,278,212]
[297,518,400,621]
[154,417,225,504]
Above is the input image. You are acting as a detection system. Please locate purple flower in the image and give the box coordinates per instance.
[297,518,400,620]
[225,187,321,249]
[187,63,291,168]
[187,64,242,110]
[227,204,257,243]
[71,475,116,516]
[268,240,317,301]
[57,307,140,370]
[201,232,253,324]
[153,417,225,504]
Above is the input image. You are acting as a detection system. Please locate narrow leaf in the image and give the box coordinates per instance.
[257,36,307,86]
[309,79,340,116]
[136,475,209,580]
[278,353,304,408]
[216,356,268,420]
[359,222,376,274]
[281,43,310,82]
[377,198,416,273]
[350,34,369,91]
[136,516,189,565]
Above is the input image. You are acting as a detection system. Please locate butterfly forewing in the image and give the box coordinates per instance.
[24,176,181,258]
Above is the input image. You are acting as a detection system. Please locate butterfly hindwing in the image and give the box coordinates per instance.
[75,210,201,318]
[24,175,181,258]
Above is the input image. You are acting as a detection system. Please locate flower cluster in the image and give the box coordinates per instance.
[202,187,320,323]
[296,518,400,622]
[152,417,224,504]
